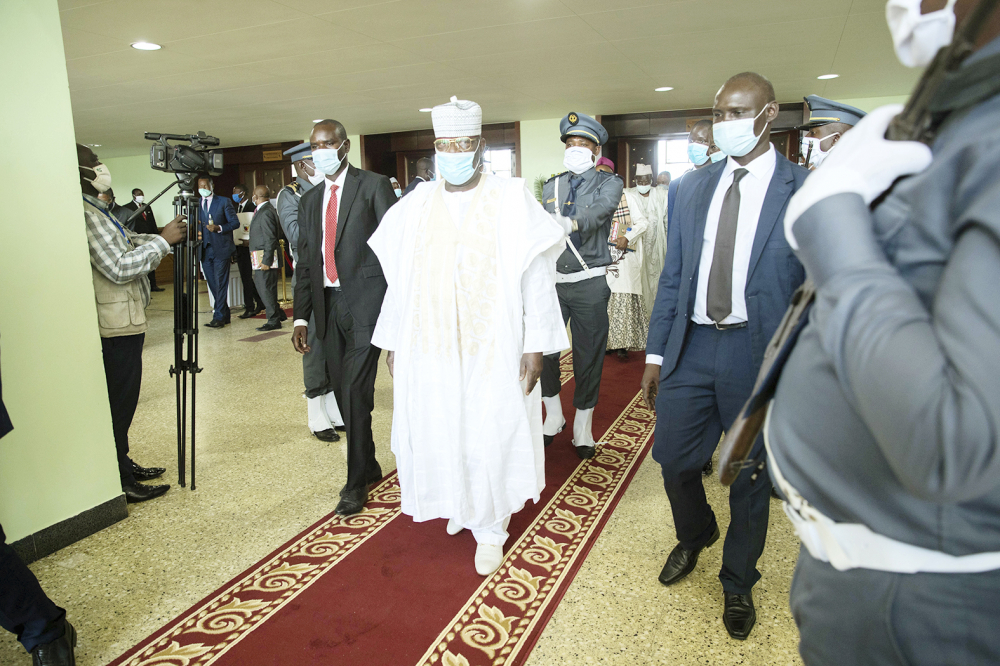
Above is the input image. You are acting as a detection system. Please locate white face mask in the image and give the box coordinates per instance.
[133,195,144,204]
[886,0,957,68]
[801,133,841,169]
[298,161,326,186]
[713,105,769,158]
[81,163,112,193]
[636,184,652,195]
[563,146,596,174]
[393,188,402,197]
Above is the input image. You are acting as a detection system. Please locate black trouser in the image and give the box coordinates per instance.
[101,333,145,486]
[147,270,158,290]
[235,246,263,311]
[0,524,65,653]
[651,325,771,595]
[541,275,611,410]
[324,288,381,491]
[252,269,281,325]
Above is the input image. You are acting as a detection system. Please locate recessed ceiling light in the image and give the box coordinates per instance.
[131,42,161,51]
[87,143,101,147]
[817,74,839,80]
[655,87,674,92]
[419,108,433,112]
[312,119,323,123]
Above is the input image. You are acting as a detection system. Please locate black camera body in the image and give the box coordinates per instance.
[146,131,223,182]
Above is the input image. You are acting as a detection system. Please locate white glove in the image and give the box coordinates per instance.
[551,211,574,235]
[784,104,933,250]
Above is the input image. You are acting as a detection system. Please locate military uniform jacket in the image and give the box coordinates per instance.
[276,177,312,257]
[542,169,623,273]
[768,36,1000,556]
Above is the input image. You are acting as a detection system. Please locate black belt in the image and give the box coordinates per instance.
[700,321,747,331]
[325,285,342,292]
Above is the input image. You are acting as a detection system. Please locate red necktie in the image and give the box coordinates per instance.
[325,184,339,284]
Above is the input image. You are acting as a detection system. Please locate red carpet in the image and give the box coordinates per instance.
[110,352,653,666]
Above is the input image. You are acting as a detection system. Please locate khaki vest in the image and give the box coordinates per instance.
[92,265,148,337]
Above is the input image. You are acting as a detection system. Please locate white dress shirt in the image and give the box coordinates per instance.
[646,145,776,365]
[294,165,348,329]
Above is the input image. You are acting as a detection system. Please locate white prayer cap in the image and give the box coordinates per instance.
[635,163,653,176]
[432,96,482,137]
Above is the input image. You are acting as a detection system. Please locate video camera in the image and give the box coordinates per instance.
[146,131,224,181]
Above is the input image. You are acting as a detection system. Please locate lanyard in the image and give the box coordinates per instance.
[86,196,132,247]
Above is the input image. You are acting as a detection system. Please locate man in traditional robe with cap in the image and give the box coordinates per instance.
[627,163,668,317]
[369,97,568,576]
[277,141,345,443]
[539,112,624,459]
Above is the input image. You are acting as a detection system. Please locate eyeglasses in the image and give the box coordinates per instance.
[434,137,480,152]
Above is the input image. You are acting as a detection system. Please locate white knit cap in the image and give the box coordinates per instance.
[635,163,653,176]
[432,96,482,138]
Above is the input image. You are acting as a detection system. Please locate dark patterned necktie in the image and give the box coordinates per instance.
[707,168,749,323]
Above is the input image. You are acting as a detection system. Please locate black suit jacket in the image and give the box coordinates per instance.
[122,201,158,234]
[294,164,396,340]
[401,175,427,198]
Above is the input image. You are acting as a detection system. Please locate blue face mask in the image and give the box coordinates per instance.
[710,150,727,163]
[312,146,345,175]
[712,106,769,158]
[198,188,212,198]
[687,143,710,166]
[232,193,242,202]
[436,151,480,186]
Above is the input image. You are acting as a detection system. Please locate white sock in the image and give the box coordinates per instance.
[323,392,345,428]
[307,395,333,433]
[573,407,596,448]
[542,396,565,437]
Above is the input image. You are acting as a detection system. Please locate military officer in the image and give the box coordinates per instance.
[276,141,343,443]
[768,1,1000,663]
[540,112,624,459]
[795,95,865,169]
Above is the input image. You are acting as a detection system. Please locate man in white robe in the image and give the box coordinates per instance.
[626,164,668,317]
[369,97,569,576]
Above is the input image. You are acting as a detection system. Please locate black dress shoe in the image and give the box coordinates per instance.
[658,524,721,586]
[150,286,166,292]
[238,308,260,319]
[335,486,368,516]
[256,322,282,331]
[204,319,224,328]
[31,619,76,666]
[543,419,566,448]
[702,459,714,477]
[130,460,165,481]
[123,481,170,503]
[277,310,288,322]
[574,444,596,459]
[313,429,340,442]
[334,425,346,432]
[723,591,756,640]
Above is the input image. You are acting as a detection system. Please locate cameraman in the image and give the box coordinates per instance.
[78,143,187,503]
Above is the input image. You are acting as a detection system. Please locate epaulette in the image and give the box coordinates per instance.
[287,181,302,194]
[544,171,568,184]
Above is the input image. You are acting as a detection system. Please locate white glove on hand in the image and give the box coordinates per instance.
[784,104,933,250]
[551,211,574,235]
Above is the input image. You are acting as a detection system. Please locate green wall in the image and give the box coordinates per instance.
[0,0,123,541]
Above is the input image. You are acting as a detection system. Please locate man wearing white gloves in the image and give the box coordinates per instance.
[766,0,1000,663]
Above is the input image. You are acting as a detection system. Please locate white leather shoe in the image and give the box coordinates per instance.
[447,519,464,535]
[475,543,504,576]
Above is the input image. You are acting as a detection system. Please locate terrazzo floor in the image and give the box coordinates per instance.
[0,286,804,666]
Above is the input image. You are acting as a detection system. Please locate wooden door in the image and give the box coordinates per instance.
[624,139,657,188]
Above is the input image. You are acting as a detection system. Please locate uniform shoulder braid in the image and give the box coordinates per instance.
[287,181,301,194]
[544,171,568,184]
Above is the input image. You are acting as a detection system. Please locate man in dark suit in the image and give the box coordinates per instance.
[122,188,164,291]
[640,72,808,641]
[233,184,265,319]
[291,119,396,516]
[249,185,286,331]
[401,156,434,197]
[196,177,241,327]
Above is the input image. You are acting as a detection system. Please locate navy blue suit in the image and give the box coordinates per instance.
[646,151,807,594]
[197,195,240,322]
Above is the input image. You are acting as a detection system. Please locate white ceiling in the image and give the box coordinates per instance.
[60,0,920,157]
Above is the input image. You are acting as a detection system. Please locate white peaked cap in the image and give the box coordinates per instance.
[635,163,653,176]
[432,96,482,138]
